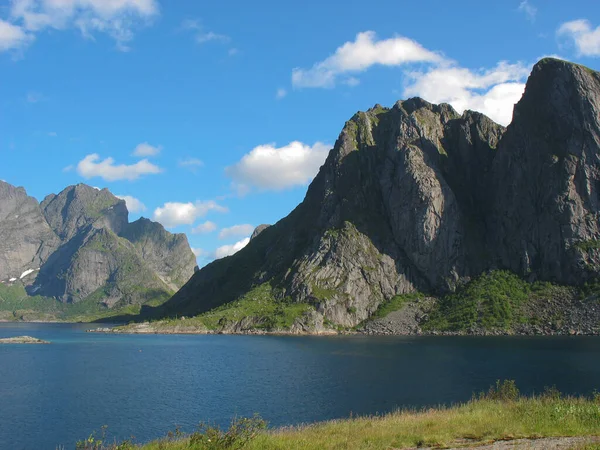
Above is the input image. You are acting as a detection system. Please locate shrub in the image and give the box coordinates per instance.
[187,415,267,450]
[478,380,520,402]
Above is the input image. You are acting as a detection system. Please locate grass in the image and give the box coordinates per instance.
[153,283,312,332]
[79,382,600,450]
[424,271,532,331]
[370,292,423,320]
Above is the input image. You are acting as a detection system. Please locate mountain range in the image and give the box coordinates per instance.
[0,182,197,320]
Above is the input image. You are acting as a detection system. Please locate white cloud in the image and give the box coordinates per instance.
[0,19,32,52]
[62,164,74,172]
[276,88,287,99]
[191,220,217,234]
[48,131,57,137]
[218,224,254,240]
[192,247,205,258]
[8,0,159,52]
[181,19,229,45]
[76,153,163,181]
[518,1,537,22]
[214,237,250,259]
[178,158,204,173]
[152,201,227,228]
[116,194,146,213]
[558,19,600,57]
[292,31,442,88]
[225,141,330,191]
[132,142,161,157]
[404,61,530,126]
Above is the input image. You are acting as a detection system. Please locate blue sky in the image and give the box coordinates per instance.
[1,0,599,265]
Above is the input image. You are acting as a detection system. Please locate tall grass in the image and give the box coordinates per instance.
[76,381,600,450]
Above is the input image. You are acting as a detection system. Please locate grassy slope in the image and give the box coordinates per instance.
[0,282,169,323]
[118,283,312,332]
[134,393,600,449]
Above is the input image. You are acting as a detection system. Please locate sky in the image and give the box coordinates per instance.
[1,0,599,266]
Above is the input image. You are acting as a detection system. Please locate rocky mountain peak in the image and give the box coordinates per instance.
[41,183,128,241]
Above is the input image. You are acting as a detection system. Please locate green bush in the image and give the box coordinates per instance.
[424,271,530,331]
[478,380,520,402]
[187,415,267,450]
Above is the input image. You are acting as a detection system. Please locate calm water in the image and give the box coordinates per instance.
[1,324,600,449]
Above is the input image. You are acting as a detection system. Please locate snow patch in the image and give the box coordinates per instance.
[9,278,16,282]
[20,269,35,279]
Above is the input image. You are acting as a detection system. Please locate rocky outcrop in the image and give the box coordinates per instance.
[250,224,270,240]
[160,58,600,329]
[0,182,197,309]
[0,181,59,284]
[120,218,197,291]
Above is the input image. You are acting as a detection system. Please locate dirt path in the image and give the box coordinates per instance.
[414,436,600,449]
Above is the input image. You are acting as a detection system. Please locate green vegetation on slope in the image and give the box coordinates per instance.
[423,271,560,332]
[371,292,424,320]
[78,382,600,450]
[156,283,312,332]
[0,280,170,323]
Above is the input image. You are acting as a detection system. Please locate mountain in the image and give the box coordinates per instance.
[0,182,59,284]
[155,58,600,331]
[0,183,197,316]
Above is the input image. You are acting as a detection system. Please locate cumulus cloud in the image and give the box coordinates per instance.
[152,201,227,228]
[225,141,330,191]
[518,1,537,22]
[191,220,217,234]
[292,31,442,88]
[558,19,600,57]
[76,154,162,181]
[116,194,146,213]
[213,237,250,259]
[0,19,33,52]
[6,0,159,52]
[404,61,530,126]
[218,224,254,240]
[132,142,161,157]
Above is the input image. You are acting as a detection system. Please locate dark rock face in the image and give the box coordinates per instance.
[0,182,196,307]
[0,181,59,283]
[489,58,600,284]
[162,58,600,327]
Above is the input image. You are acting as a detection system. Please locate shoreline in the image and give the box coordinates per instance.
[86,324,600,337]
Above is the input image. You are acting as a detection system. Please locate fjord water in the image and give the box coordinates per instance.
[1,324,600,449]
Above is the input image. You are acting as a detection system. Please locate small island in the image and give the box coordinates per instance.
[0,336,50,344]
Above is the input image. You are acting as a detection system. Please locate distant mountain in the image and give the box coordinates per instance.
[0,182,197,315]
[155,58,600,332]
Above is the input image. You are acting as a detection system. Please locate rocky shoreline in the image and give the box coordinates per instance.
[0,336,50,344]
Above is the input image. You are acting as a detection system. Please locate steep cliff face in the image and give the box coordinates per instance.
[0,181,59,284]
[163,58,600,328]
[489,58,600,284]
[120,218,197,291]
